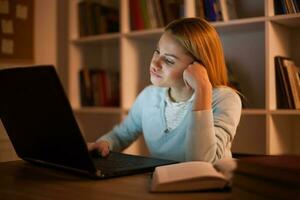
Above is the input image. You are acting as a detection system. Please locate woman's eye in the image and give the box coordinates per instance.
[154,49,160,54]
[164,58,174,65]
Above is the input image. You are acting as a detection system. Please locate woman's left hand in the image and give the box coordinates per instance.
[183,62,212,110]
[183,62,212,92]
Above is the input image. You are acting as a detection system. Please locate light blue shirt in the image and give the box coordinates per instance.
[99,85,242,163]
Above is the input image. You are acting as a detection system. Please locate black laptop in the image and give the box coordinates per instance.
[0,65,177,178]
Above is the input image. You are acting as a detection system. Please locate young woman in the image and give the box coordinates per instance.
[88,18,241,163]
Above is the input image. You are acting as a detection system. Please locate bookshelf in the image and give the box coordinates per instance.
[68,0,300,156]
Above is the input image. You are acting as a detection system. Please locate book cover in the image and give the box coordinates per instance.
[274,0,285,15]
[232,172,300,199]
[283,59,300,109]
[140,0,150,29]
[79,68,93,106]
[196,0,205,19]
[153,0,164,27]
[146,0,158,28]
[236,155,300,184]
[275,56,290,108]
[150,158,236,192]
[220,0,237,21]
[275,56,295,109]
[129,0,144,30]
[78,1,93,36]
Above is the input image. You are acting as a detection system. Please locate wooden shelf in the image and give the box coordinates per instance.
[124,28,164,38]
[71,33,121,45]
[73,107,123,114]
[242,109,267,115]
[269,110,300,115]
[67,0,300,156]
[269,14,300,27]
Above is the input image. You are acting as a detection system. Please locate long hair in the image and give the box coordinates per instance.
[165,18,228,88]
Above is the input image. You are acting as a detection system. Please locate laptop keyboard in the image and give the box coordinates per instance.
[91,151,160,170]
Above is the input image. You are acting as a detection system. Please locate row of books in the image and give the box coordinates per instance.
[231,155,300,200]
[274,0,300,15]
[129,0,238,31]
[196,0,238,22]
[129,0,184,30]
[78,0,119,36]
[275,56,300,109]
[79,68,120,107]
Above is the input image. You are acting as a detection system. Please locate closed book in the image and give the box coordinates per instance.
[275,56,295,108]
[275,56,290,108]
[150,158,236,192]
[219,0,237,21]
[146,0,158,28]
[283,59,300,109]
[153,0,164,27]
[140,0,150,29]
[274,0,285,15]
[195,0,205,18]
[129,0,144,30]
[236,155,300,184]
[232,172,300,199]
[79,68,93,106]
[78,1,93,36]
[204,0,217,21]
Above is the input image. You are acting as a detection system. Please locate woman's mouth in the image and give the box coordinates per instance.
[150,69,162,78]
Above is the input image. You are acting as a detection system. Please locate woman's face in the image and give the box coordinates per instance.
[150,31,194,88]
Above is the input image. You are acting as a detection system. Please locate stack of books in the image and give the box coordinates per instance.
[231,155,300,200]
[275,56,300,109]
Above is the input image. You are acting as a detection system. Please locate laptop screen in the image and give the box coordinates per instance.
[0,66,96,174]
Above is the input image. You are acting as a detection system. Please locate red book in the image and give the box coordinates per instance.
[129,0,144,30]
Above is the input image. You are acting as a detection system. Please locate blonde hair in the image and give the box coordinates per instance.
[165,18,228,87]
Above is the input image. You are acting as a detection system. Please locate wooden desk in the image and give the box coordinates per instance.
[0,161,230,200]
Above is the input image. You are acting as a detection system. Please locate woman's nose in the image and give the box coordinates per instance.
[151,57,162,71]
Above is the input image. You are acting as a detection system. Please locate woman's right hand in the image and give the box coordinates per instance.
[87,140,110,157]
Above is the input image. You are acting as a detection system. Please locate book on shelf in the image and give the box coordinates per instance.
[274,0,300,15]
[283,59,300,109]
[79,68,120,107]
[146,0,158,29]
[231,155,300,200]
[196,0,232,22]
[129,0,145,30]
[160,0,184,25]
[129,0,184,31]
[275,56,300,109]
[275,56,291,108]
[78,1,93,37]
[196,0,239,22]
[78,0,119,36]
[219,0,238,21]
[203,0,223,22]
[195,0,205,19]
[150,158,236,192]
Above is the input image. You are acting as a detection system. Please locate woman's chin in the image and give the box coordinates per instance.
[150,78,164,87]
